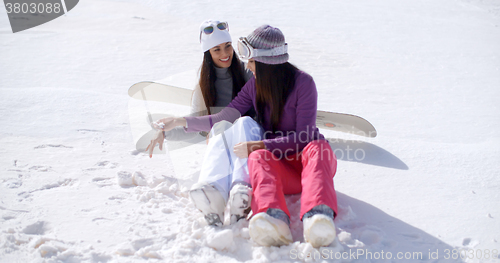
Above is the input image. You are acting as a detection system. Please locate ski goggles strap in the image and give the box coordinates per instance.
[237,37,288,60]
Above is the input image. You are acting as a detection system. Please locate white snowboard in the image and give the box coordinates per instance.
[129,81,377,137]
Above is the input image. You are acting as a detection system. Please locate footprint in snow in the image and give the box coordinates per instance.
[0,206,29,221]
[129,149,142,156]
[92,177,114,187]
[23,221,49,235]
[29,165,52,172]
[108,195,127,200]
[462,237,479,247]
[77,129,103,134]
[2,178,22,188]
[2,214,16,221]
[34,144,73,149]
[401,233,421,240]
[13,160,28,168]
[85,161,118,171]
[25,178,76,194]
[92,217,112,225]
[8,160,28,172]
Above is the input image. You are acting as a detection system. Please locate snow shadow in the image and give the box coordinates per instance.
[335,192,464,262]
[327,139,409,170]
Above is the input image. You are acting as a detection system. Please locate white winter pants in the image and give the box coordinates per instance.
[196,116,264,202]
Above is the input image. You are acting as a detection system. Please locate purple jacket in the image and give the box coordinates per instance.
[184,71,325,156]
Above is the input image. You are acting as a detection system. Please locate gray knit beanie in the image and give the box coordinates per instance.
[246,25,289,65]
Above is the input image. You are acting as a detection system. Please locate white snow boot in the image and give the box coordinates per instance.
[303,214,336,248]
[249,212,293,247]
[229,184,252,224]
[189,182,226,226]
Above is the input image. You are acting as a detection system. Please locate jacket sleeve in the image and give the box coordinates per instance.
[184,78,256,132]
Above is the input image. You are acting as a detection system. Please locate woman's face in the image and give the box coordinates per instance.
[209,42,233,68]
[246,59,256,78]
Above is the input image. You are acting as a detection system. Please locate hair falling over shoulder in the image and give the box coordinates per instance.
[255,62,298,132]
[199,50,246,115]
[199,51,216,115]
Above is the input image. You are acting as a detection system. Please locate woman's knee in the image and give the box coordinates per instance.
[234,117,261,135]
[248,149,282,184]
[248,149,273,166]
[237,116,254,123]
[234,116,253,128]
[248,149,284,174]
[303,140,337,164]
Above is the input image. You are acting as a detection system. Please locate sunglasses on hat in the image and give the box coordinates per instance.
[199,21,229,42]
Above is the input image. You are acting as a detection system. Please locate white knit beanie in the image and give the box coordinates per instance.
[200,20,232,52]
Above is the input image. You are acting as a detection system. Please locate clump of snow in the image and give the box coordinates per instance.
[116,171,134,187]
[38,243,66,258]
[115,243,135,256]
[337,231,353,244]
[132,171,148,186]
[206,229,234,251]
[22,221,48,235]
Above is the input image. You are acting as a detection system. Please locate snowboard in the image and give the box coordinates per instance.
[128,81,377,139]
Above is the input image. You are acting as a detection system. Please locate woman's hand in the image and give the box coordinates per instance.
[152,117,187,132]
[145,130,165,158]
[234,141,266,159]
[146,117,187,158]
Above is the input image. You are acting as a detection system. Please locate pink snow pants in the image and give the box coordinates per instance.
[248,140,338,220]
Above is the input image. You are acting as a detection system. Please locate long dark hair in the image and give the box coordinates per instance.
[198,50,246,115]
[255,61,298,132]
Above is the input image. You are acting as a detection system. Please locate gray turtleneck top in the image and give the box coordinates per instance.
[213,66,234,107]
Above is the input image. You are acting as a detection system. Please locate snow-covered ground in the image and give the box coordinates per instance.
[1,0,499,262]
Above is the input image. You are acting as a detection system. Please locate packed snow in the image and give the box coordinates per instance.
[1,0,499,262]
